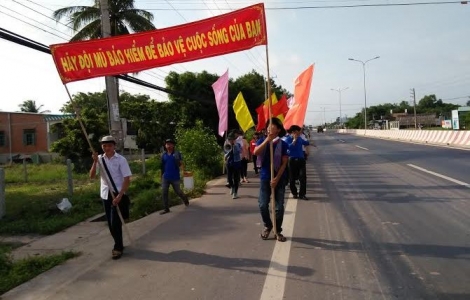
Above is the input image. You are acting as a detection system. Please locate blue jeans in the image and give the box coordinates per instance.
[258,179,286,233]
[162,178,187,210]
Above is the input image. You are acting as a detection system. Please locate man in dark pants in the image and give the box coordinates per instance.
[160,139,189,214]
[285,125,310,200]
[90,136,132,260]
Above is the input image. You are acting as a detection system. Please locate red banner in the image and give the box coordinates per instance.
[50,4,267,83]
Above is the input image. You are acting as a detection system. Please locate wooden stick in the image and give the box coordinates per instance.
[265,45,277,237]
[63,84,134,246]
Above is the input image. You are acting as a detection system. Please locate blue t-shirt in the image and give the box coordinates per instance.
[162,151,182,181]
[285,135,309,158]
[256,137,288,181]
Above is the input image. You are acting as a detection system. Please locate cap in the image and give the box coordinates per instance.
[227,133,236,140]
[165,139,176,144]
[288,125,302,132]
[100,135,116,144]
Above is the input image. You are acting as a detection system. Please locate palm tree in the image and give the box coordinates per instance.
[19,100,47,113]
[52,0,156,41]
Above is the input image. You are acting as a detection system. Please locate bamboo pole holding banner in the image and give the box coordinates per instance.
[63,85,134,246]
[265,45,277,237]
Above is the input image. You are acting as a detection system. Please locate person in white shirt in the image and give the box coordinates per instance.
[90,136,132,260]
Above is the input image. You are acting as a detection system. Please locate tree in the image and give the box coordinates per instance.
[466,99,470,106]
[18,100,47,113]
[165,70,291,140]
[51,92,110,168]
[52,0,156,41]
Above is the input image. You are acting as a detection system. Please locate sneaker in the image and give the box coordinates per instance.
[230,187,235,195]
[183,198,189,207]
[225,183,231,188]
[232,193,238,199]
[293,194,298,199]
[299,195,308,200]
[159,209,170,215]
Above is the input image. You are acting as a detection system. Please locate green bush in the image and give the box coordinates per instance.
[175,120,224,177]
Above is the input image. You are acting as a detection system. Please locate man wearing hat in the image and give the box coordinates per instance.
[286,125,310,200]
[160,138,189,214]
[90,135,132,260]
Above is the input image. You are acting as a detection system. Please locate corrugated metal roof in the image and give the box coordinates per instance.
[43,114,75,121]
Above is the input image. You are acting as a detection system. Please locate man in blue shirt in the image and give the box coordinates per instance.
[160,139,189,214]
[254,117,289,242]
[286,125,310,200]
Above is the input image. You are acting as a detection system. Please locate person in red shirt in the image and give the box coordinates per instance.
[250,132,260,175]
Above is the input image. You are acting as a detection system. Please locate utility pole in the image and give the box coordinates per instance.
[411,88,417,129]
[100,0,123,151]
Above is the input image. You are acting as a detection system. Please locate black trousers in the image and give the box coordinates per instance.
[288,157,307,197]
[102,193,130,252]
[227,163,240,192]
[252,155,259,174]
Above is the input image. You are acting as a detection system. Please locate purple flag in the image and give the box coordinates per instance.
[212,69,229,136]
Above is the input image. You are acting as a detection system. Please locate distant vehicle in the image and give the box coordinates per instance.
[11,154,32,164]
[317,126,324,133]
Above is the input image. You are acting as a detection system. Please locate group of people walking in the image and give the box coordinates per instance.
[89,117,313,259]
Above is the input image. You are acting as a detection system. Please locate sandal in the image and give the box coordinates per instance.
[112,250,122,260]
[260,227,272,240]
[275,233,287,242]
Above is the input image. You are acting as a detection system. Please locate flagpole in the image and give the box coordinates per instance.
[265,45,277,238]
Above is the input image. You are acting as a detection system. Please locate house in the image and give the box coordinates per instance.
[0,111,73,164]
[391,112,439,128]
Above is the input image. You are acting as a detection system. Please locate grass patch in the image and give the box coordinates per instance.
[0,244,79,295]
[1,161,215,235]
[0,163,103,235]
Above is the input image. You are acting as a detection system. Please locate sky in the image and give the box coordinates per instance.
[0,0,469,126]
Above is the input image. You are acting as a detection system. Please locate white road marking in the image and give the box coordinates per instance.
[407,164,470,188]
[355,145,369,151]
[259,197,298,300]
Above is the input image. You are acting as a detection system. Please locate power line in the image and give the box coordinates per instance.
[0,4,70,39]
[18,0,190,76]
[0,27,208,104]
[0,10,68,40]
[141,1,466,11]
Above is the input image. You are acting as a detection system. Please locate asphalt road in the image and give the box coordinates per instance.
[4,132,469,300]
[286,132,470,300]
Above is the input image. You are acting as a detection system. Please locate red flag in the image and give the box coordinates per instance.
[256,104,266,131]
[284,65,314,129]
[262,93,284,121]
[272,94,289,117]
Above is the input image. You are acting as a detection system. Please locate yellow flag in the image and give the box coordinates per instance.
[233,92,255,132]
[264,93,284,121]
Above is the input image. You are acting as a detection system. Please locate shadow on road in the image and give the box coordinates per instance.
[131,248,314,278]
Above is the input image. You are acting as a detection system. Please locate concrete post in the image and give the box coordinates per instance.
[23,159,28,182]
[0,168,5,219]
[66,159,73,197]
[141,148,146,175]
